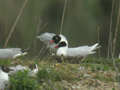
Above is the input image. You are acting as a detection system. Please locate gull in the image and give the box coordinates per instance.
[47,34,100,58]
[36,32,67,49]
[0,66,9,90]
[38,33,100,62]
[28,64,38,76]
[0,48,28,59]
[55,41,100,60]
[9,65,28,75]
[9,64,38,76]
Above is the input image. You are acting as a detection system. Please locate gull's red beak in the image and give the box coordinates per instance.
[55,45,58,48]
[50,40,54,44]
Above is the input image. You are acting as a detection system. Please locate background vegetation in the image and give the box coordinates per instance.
[0,0,120,58]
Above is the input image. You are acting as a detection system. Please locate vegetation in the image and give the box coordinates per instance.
[0,0,120,90]
[0,57,118,90]
[9,70,39,90]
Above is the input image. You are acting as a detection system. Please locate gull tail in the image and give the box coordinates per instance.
[36,36,41,39]
[21,48,29,56]
[13,48,28,59]
[21,48,29,53]
[89,43,100,54]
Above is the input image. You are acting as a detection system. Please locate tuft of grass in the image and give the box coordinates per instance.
[9,70,39,90]
[37,66,62,82]
[0,59,11,66]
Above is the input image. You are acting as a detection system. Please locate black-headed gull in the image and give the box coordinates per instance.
[0,66,9,90]
[9,64,38,76]
[0,48,27,59]
[9,65,28,75]
[55,41,100,58]
[37,32,68,49]
[28,64,38,76]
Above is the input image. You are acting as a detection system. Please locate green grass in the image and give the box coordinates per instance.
[9,70,39,90]
[0,59,11,66]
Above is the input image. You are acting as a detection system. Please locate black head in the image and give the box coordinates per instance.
[1,66,12,73]
[55,41,67,48]
[21,48,29,53]
[52,35,61,44]
[29,64,36,70]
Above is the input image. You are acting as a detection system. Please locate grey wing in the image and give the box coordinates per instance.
[37,32,55,44]
[0,48,22,59]
[0,49,14,58]
[9,65,28,75]
[67,46,91,57]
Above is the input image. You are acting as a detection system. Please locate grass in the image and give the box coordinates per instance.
[0,57,119,90]
[9,70,39,90]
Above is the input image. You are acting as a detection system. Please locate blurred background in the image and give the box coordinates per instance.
[0,0,119,57]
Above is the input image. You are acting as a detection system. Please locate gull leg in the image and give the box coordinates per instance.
[55,56,62,63]
[81,56,86,62]
[61,55,65,64]
[61,55,64,63]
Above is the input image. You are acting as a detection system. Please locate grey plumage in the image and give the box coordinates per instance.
[0,48,27,59]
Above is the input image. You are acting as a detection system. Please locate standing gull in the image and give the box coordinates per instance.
[0,66,9,90]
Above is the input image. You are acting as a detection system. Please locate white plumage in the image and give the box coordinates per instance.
[59,34,68,44]
[9,65,28,75]
[9,64,38,76]
[56,43,99,57]
[54,34,100,57]
[37,32,100,58]
[0,67,9,90]
[0,48,27,59]
[37,32,68,49]
[28,64,38,76]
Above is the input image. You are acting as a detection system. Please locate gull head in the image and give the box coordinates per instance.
[55,41,67,48]
[50,35,61,44]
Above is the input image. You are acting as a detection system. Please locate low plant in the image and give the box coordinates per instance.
[37,66,62,82]
[9,70,39,90]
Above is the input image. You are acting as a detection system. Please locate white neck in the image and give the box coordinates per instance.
[57,46,68,56]
[0,69,2,73]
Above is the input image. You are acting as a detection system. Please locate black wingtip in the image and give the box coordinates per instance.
[21,48,30,53]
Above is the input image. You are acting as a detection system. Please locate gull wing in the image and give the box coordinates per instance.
[67,43,100,57]
[9,65,28,75]
[0,48,27,59]
[37,32,57,49]
[37,32,55,44]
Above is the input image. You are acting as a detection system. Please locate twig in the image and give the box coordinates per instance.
[112,3,120,58]
[33,17,42,53]
[107,0,115,58]
[97,26,101,58]
[59,0,68,34]
[4,0,28,48]
[112,1,120,88]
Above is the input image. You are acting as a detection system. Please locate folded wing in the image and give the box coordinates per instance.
[67,43,99,57]
[0,48,27,59]
[37,32,56,48]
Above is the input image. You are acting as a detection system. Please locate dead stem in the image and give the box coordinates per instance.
[112,0,120,88]
[97,26,101,58]
[107,0,115,58]
[112,2,120,58]
[4,0,28,48]
[59,0,68,34]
